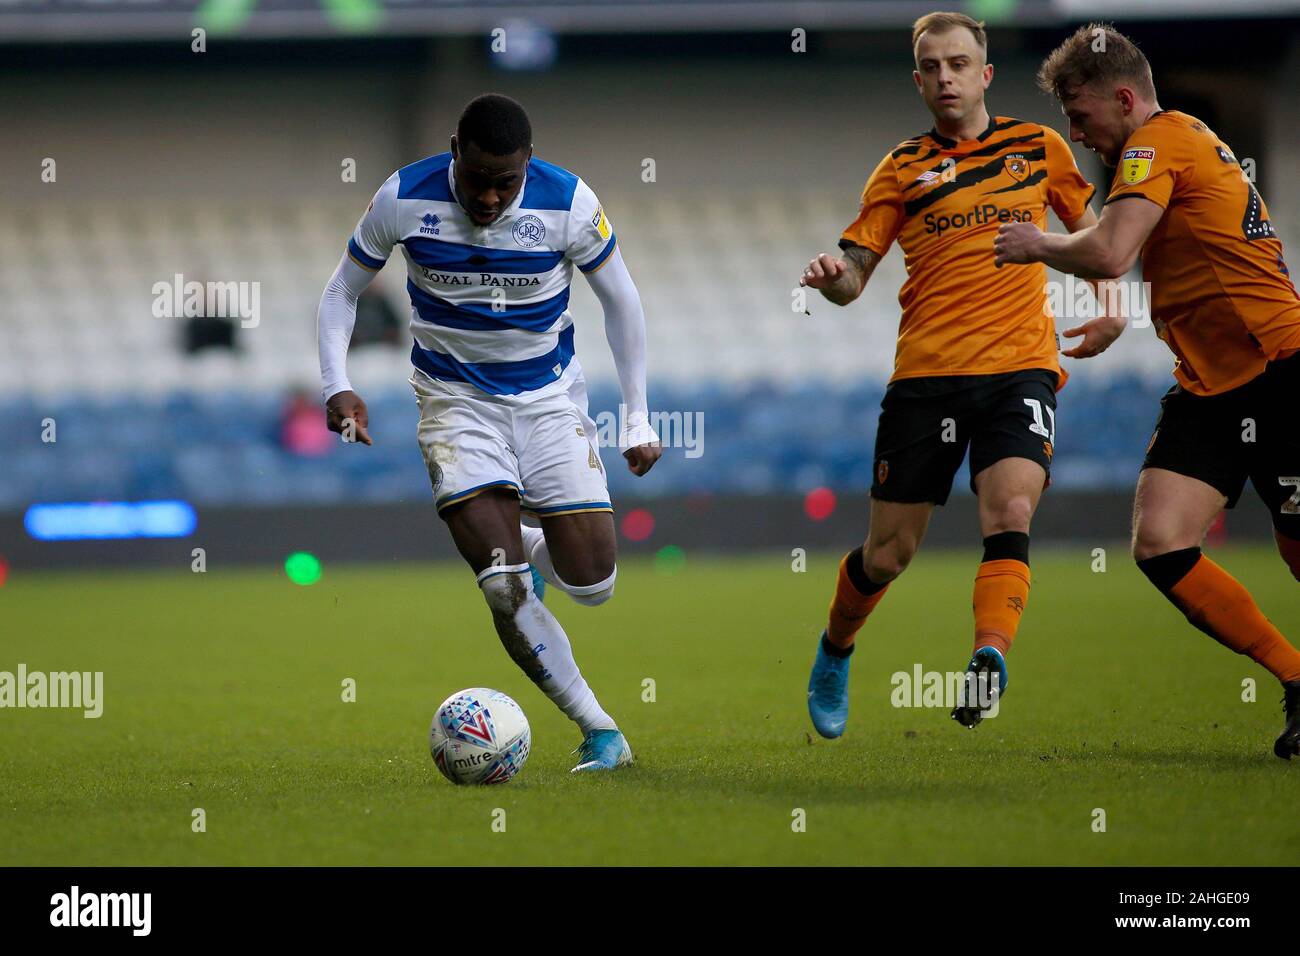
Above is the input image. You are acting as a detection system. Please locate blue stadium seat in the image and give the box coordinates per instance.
[5,377,1173,511]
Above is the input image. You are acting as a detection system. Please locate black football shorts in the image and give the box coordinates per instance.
[1142,352,1300,536]
[871,369,1059,506]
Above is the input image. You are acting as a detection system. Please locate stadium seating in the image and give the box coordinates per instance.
[6,374,1171,511]
[1,192,1198,509]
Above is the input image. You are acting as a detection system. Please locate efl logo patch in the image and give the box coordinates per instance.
[1121,147,1156,185]
[591,206,611,240]
[1004,155,1029,182]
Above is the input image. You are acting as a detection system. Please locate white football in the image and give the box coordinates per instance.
[429,687,531,785]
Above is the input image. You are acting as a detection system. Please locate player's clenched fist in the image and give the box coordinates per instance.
[325,389,373,445]
[799,253,847,289]
[993,222,1044,268]
[623,442,662,477]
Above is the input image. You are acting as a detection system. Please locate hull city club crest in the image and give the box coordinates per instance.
[1004,155,1029,182]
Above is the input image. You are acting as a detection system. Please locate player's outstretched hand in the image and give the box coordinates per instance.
[1061,315,1127,359]
[799,253,846,290]
[993,222,1044,268]
[325,389,373,445]
[624,442,661,477]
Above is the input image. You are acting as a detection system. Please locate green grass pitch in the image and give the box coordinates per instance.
[1,545,1297,866]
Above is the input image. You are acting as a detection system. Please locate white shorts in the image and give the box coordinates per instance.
[411,370,612,519]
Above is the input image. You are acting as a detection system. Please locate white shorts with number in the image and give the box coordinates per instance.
[411,369,612,519]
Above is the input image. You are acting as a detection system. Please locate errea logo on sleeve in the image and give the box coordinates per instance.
[1121,147,1156,185]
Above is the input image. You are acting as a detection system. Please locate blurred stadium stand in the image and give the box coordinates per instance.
[3,13,1299,556]
[1,374,1169,512]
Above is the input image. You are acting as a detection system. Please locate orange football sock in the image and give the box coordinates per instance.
[826,549,889,649]
[972,558,1031,656]
[1167,553,1300,683]
[1276,530,1300,583]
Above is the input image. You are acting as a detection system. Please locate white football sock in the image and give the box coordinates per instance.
[519,524,558,585]
[477,564,616,734]
[563,568,617,606]
[519,523,618,606]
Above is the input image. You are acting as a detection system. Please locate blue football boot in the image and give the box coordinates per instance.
[808,632,852,739]
[570,728,633,773]
[951,646,1007,729]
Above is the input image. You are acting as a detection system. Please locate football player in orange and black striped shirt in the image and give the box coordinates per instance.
[799,12,1124,736]
[995,24,1300,758]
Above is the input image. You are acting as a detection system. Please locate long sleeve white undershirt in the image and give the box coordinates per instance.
[316,248,657,448]
[584,247,657,448]
[317,254,376,403]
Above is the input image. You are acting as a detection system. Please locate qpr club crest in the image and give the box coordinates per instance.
[512,214,546,247]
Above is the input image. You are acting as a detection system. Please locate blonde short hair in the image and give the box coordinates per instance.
[912,12,988,61]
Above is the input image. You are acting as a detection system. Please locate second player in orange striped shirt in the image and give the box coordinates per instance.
[800,11,1123,736]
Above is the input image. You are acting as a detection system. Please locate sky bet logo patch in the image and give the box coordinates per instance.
[1121,147,1156,185]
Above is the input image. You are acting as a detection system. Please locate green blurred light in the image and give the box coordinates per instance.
[653,545,686,576]
[323,0,383,31]
[967,0,1019,22]
[285,551,322,586]
[195,0,257,34]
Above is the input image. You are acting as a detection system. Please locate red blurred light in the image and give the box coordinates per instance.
[804,487,836,521]
[621,508,655,542]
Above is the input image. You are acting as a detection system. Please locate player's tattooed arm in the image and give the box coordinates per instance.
[799,245,881,306]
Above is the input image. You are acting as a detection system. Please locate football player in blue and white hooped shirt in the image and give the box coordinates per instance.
[317,94,660,772]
